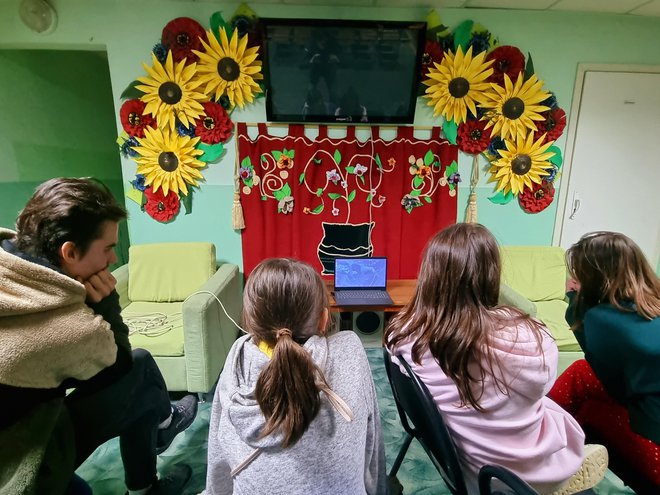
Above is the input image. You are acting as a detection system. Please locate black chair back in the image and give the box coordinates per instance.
[383,347,468,495]
[478,465,538,495]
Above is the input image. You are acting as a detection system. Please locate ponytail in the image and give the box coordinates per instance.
[255,328,326,447]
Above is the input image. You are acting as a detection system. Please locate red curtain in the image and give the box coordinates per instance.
[237,123,457,279]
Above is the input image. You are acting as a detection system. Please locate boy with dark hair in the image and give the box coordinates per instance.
[0,177,197,495]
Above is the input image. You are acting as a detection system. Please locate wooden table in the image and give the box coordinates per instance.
[326,279,416,313]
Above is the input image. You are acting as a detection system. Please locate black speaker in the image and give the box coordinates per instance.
[352,311,384,347]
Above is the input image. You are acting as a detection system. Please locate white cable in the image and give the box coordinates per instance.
[183,290,247,334]
[123,312,182,337]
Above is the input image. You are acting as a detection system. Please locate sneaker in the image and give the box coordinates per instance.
[125,464,192,495]
[551,444,609,495]
[155,395,198,455]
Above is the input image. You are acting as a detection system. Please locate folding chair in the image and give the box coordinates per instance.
[478,465,537,495]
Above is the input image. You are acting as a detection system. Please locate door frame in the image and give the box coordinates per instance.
[552,63,660,246]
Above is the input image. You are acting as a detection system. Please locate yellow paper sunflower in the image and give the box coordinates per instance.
[133,126,205,196]
[193,28,263,108]
[488,132,554,196]
[423,46,494,125]
[480,73,550,141]
[136,51,207,132]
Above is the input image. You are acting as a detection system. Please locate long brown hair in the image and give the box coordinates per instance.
[384,223,544,411]
[566,231,660,328]
[243,258,330,447]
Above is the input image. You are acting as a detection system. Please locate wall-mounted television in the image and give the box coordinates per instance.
[261,18,426,125]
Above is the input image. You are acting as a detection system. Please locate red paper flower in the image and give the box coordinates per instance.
[144,186,180,222]
[486,45,525,86]
[194,101,233,144]
[518,180,555,213]
[456,119,492,154]
[120,99,156,138]
[420,39,444,81]
[161,17,206,64]
[535,107,567,144]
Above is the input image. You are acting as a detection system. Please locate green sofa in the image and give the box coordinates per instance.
[113,242,242,394]
[499,246,583,374]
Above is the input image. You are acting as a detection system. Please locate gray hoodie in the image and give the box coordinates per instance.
[203,331,386,495]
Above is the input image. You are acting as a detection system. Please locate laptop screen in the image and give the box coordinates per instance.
[334,257,387,289]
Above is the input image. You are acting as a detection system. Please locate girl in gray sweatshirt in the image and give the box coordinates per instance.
[203,258,386,495]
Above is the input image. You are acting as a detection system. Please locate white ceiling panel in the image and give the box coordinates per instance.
[629,0,660,16]
[550,0,649,14]
[464,0,557,10]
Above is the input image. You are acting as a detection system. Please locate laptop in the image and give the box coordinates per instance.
[333,257,393,306]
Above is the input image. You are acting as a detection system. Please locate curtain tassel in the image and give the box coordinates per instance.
[232,192,245,230]
[464,154,480,224]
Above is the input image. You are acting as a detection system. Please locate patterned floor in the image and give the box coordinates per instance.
[77,347,637,494]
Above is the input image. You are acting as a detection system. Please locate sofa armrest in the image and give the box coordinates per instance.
[112,264,131,310]
[499,282,537,317]
[182,264,242,393]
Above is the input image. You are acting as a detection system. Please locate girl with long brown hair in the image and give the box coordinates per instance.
[548,232,660,492]
[203,258,385,495]
[385,223,606,494]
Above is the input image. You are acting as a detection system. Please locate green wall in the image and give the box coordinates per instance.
[0,49,129,265]
[1,1,659,270]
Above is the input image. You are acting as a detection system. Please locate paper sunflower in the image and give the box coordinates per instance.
[423,46,493,125]
[193,28,263,108]
[136,51,207,132]
[480,73,551,141]
[488,132,554,196]
[133,126,205,196]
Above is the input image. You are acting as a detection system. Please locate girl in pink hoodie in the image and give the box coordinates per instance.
[385,223,607,494]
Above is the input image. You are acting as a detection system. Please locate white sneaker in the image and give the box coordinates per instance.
[551,444,609,495]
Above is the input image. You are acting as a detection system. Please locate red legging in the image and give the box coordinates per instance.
[548,359,660,487]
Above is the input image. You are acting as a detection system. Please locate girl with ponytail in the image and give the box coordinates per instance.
[203,258,385,495]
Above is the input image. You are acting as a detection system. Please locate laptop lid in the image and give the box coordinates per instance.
[334,257,388,291]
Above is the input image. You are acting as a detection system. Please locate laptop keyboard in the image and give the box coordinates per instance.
[337,290,390,299]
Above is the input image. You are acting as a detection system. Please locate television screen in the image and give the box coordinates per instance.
[261,18,426,125]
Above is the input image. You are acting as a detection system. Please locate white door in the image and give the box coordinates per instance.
[557,69,660,269]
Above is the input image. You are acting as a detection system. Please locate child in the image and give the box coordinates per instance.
[384,223,607,494]
[549,231,660,491]
[203,258,386,495]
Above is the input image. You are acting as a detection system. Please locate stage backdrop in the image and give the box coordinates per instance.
[237,123,458,279]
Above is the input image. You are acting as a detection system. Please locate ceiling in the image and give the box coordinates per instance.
[271,0,660,17]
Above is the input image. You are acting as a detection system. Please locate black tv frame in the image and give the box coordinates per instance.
[260,18,426,125]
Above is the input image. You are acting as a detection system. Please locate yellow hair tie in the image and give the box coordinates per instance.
[258,340,273,359]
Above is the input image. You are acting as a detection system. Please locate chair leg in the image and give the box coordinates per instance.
[389,433,414,477]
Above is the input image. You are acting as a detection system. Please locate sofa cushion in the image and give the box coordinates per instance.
[122,301,185,357]
[128,242,216,302]
[500,246,567,302]
[535,300,581,352]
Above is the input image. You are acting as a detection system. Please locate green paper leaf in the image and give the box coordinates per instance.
[282,183,291,197]
[524,53,535,81]
[312,204,324,214]
[347,190,356,203]
[273,190,285,201]
[244,178,253,188]
[260,155,267,162]
[333,149,341,164]
[346,166,355,174]
[328,192,342,200]
[299,172,305,184]
[120,80,144,100]
[210,12,228,39]
[287,149,295,158]
[453,20,474,51]
[359,175,365,184]
[182,190,193,215]
[375,154,383,171]
[488,190,515,205]
[406,207,413,214]
[241,156,252,167]
[423,149,434,166]
[413,175,424,188]
[261,195,267,201]
[424,196,432,203]
[443,120,458,145]
[316,188,324,197]
[409,190,421,197]
[198,142,224,163]
[313,158,322,164]
[547,145,563,169]
[366,194,372,202]
[272,150,282,161]
[446,160,459,175]
[126,187,143,206]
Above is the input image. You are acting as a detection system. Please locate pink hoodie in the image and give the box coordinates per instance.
[393,312,585,493]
